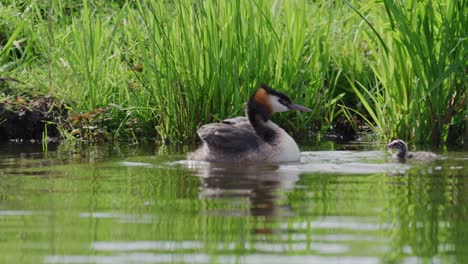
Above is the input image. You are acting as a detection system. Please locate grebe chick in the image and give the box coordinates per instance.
[188,84,311,163]
[386,139,437,162]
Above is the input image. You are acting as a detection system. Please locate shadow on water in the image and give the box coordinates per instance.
[0,142,467,263]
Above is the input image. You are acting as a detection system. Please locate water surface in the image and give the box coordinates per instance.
[0,142,467,263]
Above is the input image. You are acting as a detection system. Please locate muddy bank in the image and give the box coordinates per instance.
[0,96,63,142]
[0,97,360,143]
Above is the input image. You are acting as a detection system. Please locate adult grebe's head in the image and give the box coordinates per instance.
[386,139,408,158]
[247,84,311,121]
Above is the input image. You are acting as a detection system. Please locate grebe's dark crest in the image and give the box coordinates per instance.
[188,84,311,163]
[386,139,408,158]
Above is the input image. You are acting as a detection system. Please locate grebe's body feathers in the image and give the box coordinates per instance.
[190,117,301,163]
[197,120,260,151]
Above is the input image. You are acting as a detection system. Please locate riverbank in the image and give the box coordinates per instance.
[0,93,360,143]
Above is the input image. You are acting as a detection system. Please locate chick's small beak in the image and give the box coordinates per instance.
[288,103,312,112]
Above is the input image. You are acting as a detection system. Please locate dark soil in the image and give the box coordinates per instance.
[0,96,64,142]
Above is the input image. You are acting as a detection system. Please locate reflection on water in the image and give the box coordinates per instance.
[0,142,467,264]
[189,162,299,218]
[45,253,384,264]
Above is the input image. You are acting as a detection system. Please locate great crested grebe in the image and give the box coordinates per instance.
[386,139,437,162]
[188,84,311,163]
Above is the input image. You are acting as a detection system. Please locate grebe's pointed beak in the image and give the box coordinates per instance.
[288,103,312,112]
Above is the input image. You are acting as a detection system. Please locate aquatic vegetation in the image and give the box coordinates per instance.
[0,0,465,145]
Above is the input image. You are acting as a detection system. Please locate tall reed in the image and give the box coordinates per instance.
[348,0,466,145]
[126,0,350,142]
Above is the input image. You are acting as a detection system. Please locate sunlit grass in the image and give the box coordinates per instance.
[0,0,465,145]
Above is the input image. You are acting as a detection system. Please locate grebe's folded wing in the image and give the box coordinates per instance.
[197,121,259,151]
[221,117,249,126]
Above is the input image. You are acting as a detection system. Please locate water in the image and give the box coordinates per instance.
[0,142,467,264]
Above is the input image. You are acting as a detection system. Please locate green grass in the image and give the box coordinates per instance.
[125,0,350,142]
[0,0,465,145]
[345,0,467,146]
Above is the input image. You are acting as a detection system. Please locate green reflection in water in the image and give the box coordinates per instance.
[0,143,466,264]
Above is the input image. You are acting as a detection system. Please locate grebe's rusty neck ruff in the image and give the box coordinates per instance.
[246,84,296,143]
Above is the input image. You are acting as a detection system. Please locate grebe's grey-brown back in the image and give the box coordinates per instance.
[188,84,311,163]
[386,139,437,162]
